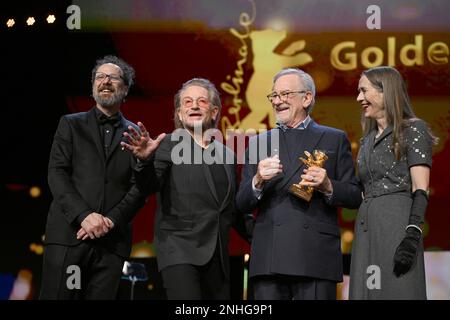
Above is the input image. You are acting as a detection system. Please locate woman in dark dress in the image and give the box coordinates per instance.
[349,66,438,299]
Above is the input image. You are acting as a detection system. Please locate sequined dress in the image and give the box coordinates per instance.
[349,119,432,299]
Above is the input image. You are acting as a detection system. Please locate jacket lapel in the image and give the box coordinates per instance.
[106,114,127,163]
[221,163,233,211]
[199,141,234,209]
[373,125,392,148]
[87,107,105,162]
[202,160,220,205]
[278,128,292,171]
[192,138,219,205]
[363,130,375,172]
[213,141,233,211]
[364,125,392,173]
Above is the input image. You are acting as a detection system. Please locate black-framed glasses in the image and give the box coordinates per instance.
[95,72,123,83]
[266,90,307,103]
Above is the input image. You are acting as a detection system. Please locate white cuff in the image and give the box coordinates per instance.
[252,176,263,200]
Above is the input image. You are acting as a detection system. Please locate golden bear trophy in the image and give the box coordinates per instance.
[289,150,328,201]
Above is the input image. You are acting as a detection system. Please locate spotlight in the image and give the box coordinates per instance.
[29,243,44,255]
[26,17,35,26]
[7,18,15,28]
[342,230,354,243]
[47,14,56,24]
[29,186,41,198]
[266,18,288,31]
[9,269,33,300]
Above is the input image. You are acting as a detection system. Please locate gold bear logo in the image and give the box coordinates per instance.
[239,29,313,130]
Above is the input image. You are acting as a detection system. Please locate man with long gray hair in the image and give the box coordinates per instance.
[121,78,247,299]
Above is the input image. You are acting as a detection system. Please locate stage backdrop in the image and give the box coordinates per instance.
[2,0,450,299]
[66,0,450,256]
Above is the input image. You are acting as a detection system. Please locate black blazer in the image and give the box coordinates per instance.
[45,107,146,258]
[236,120,361,282]
[135,131,244,279]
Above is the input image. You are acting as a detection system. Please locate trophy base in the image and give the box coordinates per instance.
[289,184,313,202]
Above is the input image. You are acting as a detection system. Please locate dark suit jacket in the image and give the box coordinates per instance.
[135,131,244,279]
[45,107,146,258]
[236,120,361,282]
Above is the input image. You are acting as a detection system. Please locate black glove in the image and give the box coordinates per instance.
[393,189,428,277]
[408,189,428,226]
[393,227,421,277]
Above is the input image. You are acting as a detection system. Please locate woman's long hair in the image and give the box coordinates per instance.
[361,66,438,160]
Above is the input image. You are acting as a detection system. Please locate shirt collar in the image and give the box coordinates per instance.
[277,115,311,131]
[95,107,122,126]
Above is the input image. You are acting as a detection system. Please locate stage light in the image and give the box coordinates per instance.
[342,230,354,243]
[26,17,35,26]
[47,14,56,24]
[130,241,155,258]
[265,18,288,31]
[9,269,33,300]
[341,229,354,254]
[7,19,15,28]
[29,243,44,255]
[29,186,41,198]
[244,253,250,263]
[6,184,27,191]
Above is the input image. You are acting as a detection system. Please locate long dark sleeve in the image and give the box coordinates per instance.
[327,132,362,209]
[235,155,259,215]
[134,135,173,196]
[47,116,92,225]
[105,164,147,230]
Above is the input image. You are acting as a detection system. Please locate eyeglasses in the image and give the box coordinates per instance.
[94,72,123,83]
[266,90,306,103]
[181,96,210,108]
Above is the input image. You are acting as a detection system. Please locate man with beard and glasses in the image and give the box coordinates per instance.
[121,78,248,299]
[40,55,165,299]
[236,68,361,300]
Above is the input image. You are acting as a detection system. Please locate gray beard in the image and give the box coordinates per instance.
[93,91,126,108]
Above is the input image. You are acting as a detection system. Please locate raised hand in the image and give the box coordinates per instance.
[121,122,166,161]
[253,155,283,189]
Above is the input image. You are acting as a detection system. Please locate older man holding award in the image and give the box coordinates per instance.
[236,68,361,300]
